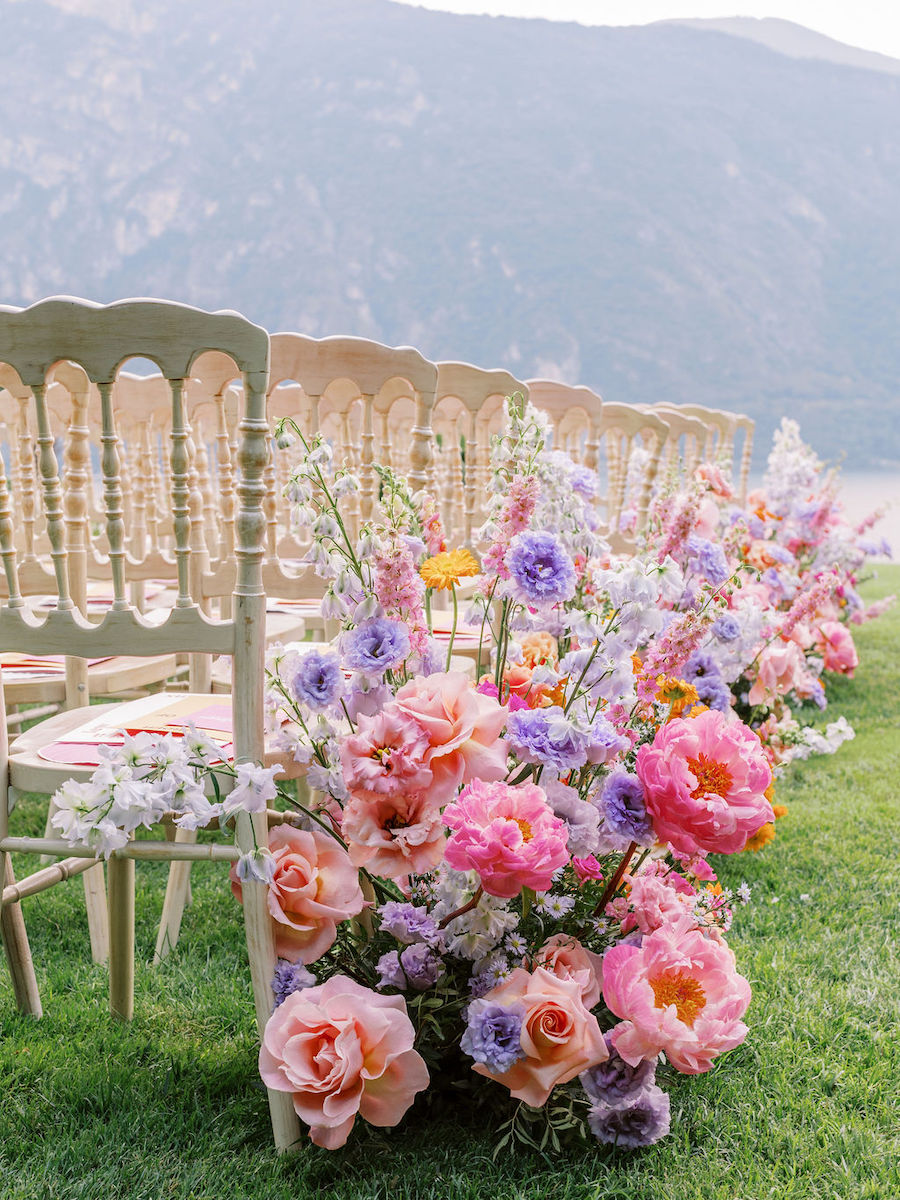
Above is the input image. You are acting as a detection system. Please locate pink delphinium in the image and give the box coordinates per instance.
[482,474,540,578]
[471,966,608,1105]
[635,709,773,856]
[815,620,859,677]
[259,974,429,1148]
[395,671,508,797]
[602,915,751,1074]
[638,611,712,702]
[374,533,429,655]
[342,789,446,880]
[418,491,447,556]
[230,824,365,964]
[443,778,569,898]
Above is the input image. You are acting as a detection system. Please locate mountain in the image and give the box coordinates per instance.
[0,0,899,469]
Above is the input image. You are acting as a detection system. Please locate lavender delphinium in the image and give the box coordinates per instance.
[599,770,654,846]
[461,1000,526,1073]
[506,531,576,607]
[288,650,344,710]
[580,1034,656,1105]
[341,617,410,675]
[587,1086,671,1148]
[271,959,316,1009]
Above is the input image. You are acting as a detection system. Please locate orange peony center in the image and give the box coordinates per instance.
[650,972,707,1027]
[514,818,534,842]
[687,753,733,799]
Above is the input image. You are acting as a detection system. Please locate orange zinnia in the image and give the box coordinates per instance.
[420,548,480,591]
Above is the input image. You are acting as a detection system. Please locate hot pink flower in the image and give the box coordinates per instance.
[342,789,446,880]
[443,779,569,898]
[472,966,608,1104]
[815,620,859,677]
[230,824,365,964]
[602,916,751,1074]
[395,671,508,796]
[534,933,605,1009]
[635,709,773,856]
[259,974,429,1148]
[339,705,435,799]
[618,871,694,935]
[748,640,810,706]
[572,854,604,883]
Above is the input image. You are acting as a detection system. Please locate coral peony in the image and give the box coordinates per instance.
[815,620,858,676]
[342,789,446,880]
[259,974,429,1148]
[471,966,608,1105]
[230,824,365,964]
[395,671,508,796]
[635,709,773,856]
[602,916,751,1074]
[443,779,569,898]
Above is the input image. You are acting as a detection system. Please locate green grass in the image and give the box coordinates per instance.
[2,565,899,1200]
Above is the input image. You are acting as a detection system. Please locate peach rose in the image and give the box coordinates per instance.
[230,823,364,964]
[747,641,809,706]
[472,966,608,1105]
[341,789,446,880]
[815,620,858,676]
[395,670,508,796]
[521,631,559,669]
[259,974,429,1148]
[533,933,604,1009]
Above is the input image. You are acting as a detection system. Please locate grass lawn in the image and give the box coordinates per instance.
[2,564,898,1200]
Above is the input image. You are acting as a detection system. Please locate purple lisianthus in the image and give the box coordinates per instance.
[581,1034,656,1105]
[288,650,344,710]
[375,950,405,990]
[461,999,526,1073]
[506,532,576,607]
[712,613,741,642]
[341,617,410,675]
[271,959,316,1009]
[683,650,732,713]
[687,535,730,587]
[544,779,601,858]
[584,717,629,765]
[376,944,442,992]
[506,706,590,772]
[599,770,654,846]
[587,1086,671,1148]
[378,901,441,946]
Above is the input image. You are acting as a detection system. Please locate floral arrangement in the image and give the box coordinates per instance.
[49,399,891,1153]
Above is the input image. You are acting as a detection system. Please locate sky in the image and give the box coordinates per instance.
[392,1,900,60]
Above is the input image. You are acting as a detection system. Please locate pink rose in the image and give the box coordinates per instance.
[259,974,429,1148]
[395,671,508,796]
[472,966,608,1105]
[748,640,811,706]
[815,620,858,677]
[443,778,569,898]
[572,854,604,883]
[635,709,773,856]
[230,824,364,964]
[534,933,604,1009]
[603,916,751,1074]
[342,789,446,880]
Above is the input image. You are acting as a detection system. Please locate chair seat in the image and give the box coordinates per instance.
[1,654,179,706]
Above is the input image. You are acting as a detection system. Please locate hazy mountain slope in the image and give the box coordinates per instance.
[0,0,898,467]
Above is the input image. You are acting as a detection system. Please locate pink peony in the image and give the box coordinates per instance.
[395,671,508,796]
[473,966,608,1104]
[443,779,569,898]
[339,705,435,798]
[230,824,364,964]
[815,620,858,677]
[342,789,446,880]
[635,709,773,856]
[617,870,695,935]
[748,640,810,706]
[259,974,429,1148]
[602,916,751,1074]
[533,933,605,1009]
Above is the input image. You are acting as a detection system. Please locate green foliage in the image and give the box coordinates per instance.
[1,565,898,1200]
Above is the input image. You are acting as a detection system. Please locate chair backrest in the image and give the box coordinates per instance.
[434,362,527,544]
[525,379,603,468]
[0,295,271,767]
[651,407,710,480]
[595,403,670,548]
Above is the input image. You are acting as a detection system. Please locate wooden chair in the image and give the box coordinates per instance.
[525,378,603,470]
[595,403,670,549]
[0,295,300,1152]
[650,407,709,481]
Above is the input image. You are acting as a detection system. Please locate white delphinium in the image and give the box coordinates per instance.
[220,762,283,818]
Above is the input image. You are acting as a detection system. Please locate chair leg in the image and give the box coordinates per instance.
[153,828,197,964]
[83,863,110,964]
[107,855,134,1021]
[0,854,43,1017]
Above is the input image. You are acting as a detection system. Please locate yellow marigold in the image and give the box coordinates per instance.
[772,804,788,820]
[419,548,480,590]
[631,653,643,676]
[655,675,700,718]
[745,822,776,852]
[764,778,776,803]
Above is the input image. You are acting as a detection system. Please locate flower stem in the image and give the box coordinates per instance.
[438,885,484,930]
[594,841,638,915]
